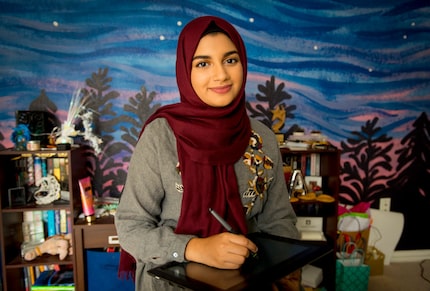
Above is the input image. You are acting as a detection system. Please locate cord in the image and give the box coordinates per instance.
[419,259,430,284]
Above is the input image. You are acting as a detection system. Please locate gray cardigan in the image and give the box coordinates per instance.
[115,117,299,290]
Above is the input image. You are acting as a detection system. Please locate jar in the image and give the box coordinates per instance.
[26,140,40,151]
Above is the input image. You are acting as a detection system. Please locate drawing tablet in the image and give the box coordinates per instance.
[148,232,331,290]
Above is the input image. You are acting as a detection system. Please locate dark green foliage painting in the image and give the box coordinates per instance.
[0,0,429,250]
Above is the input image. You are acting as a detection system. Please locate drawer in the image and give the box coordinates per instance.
[79,223,119,249]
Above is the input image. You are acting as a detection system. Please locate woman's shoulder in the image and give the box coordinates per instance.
[250,118,276,137]
[249,118,280,151]
[138,117,175,147]
[145,117,171,131]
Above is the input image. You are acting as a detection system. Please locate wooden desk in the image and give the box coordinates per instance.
[74,215,119,291]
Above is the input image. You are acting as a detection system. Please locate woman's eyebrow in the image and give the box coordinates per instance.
[192,50,239,61]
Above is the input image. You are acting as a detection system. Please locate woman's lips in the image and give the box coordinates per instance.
[210,85,232,94]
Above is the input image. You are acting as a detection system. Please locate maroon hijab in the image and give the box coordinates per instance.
[145,15,251,237]
[119,16,251,280]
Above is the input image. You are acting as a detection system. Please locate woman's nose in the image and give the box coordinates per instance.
[213,63,229,81]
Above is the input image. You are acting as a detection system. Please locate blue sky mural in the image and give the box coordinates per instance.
[0,1,430,249]
[1,0,429,143]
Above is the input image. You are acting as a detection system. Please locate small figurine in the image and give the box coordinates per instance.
[11,124,31,150]
[23,234,73,261]
[271,103,286,133]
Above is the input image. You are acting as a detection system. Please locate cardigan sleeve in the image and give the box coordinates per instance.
[115,118,195,266]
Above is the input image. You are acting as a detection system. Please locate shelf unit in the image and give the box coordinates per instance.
[0,147,88,291]
[280,147,340,290]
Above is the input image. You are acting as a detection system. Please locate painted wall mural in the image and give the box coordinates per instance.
[0,1,429,250]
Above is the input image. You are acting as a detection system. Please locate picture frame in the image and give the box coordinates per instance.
[305,176,323,192]
[8,187,26,206]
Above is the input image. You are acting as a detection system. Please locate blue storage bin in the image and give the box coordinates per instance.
[86,250,134,291]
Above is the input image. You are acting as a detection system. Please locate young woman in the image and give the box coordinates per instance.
[115,15,299,290]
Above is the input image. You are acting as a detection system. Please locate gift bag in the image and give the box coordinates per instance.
[336,243,370,291]
[337,203,371,255]
[365,246,385,276]
[336,260,370,291]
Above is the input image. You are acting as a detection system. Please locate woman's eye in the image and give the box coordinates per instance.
[225,58,239,65]
[196,61,208,68]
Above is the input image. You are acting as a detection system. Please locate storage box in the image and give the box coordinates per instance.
[301,264,323,288]
[297,217,326,241]
[296,217,323,232]
[86,250,134,291]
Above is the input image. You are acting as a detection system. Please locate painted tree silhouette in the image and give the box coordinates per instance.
[81,68,127,197]
[0,131,5,150]
[389,112,430,250]
[120,85,161,161]
[29,89,58,115]
[246,75,296,132]
[339,117,394,205]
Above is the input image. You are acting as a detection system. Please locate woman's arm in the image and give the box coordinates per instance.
[115,119,194,266]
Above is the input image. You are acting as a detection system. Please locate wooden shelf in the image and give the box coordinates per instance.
[0,147,88,291]
[280,147,340,290]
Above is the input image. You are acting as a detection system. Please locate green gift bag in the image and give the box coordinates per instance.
[336,243,370,291]
[336,260,369,291]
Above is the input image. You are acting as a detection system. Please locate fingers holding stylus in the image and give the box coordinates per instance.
[185,233,257,269]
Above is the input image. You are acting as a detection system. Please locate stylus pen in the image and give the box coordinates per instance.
[209,208,239,234]
[209,208,259,259]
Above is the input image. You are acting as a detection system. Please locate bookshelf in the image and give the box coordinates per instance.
[280,147,340,290]
[0,147,88,291]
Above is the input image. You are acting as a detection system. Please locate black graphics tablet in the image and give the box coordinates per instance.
[148,232,332,291]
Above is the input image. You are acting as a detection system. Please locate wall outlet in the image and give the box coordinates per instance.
[380,197,391,212]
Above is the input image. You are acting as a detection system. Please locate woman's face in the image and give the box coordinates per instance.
[191,32,243,107]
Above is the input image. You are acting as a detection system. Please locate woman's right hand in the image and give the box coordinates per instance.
[185,232,258,269]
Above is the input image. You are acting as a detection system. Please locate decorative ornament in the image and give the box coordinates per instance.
[271,104,286,133]
[11,124,31,150]
[53,88,103,154]
[34,174,61,205]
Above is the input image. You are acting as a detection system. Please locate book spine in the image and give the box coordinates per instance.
[315,153,320,176]
[59,157,68,189]
[66,210,73,234]
[54,210,61,234]
[23,266,30,291]
[52,158,61,184]
[60,209,67,234]
[46,210,56,237]
[27,156,35,186]
[41,157,47,177]
[47,157,54,176]
[301,155,307,177]
[34,157,42,186]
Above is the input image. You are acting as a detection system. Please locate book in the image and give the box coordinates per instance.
[46,210,56,237]
[31,287,74,291]
[32,270,74,291]
[22,211,45,243]
[283,141,310,150]
[310,153,320,176]
[59,158,68,190]
[60,209,68,234]
[52,158,61,184]
[54,210,61,235]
